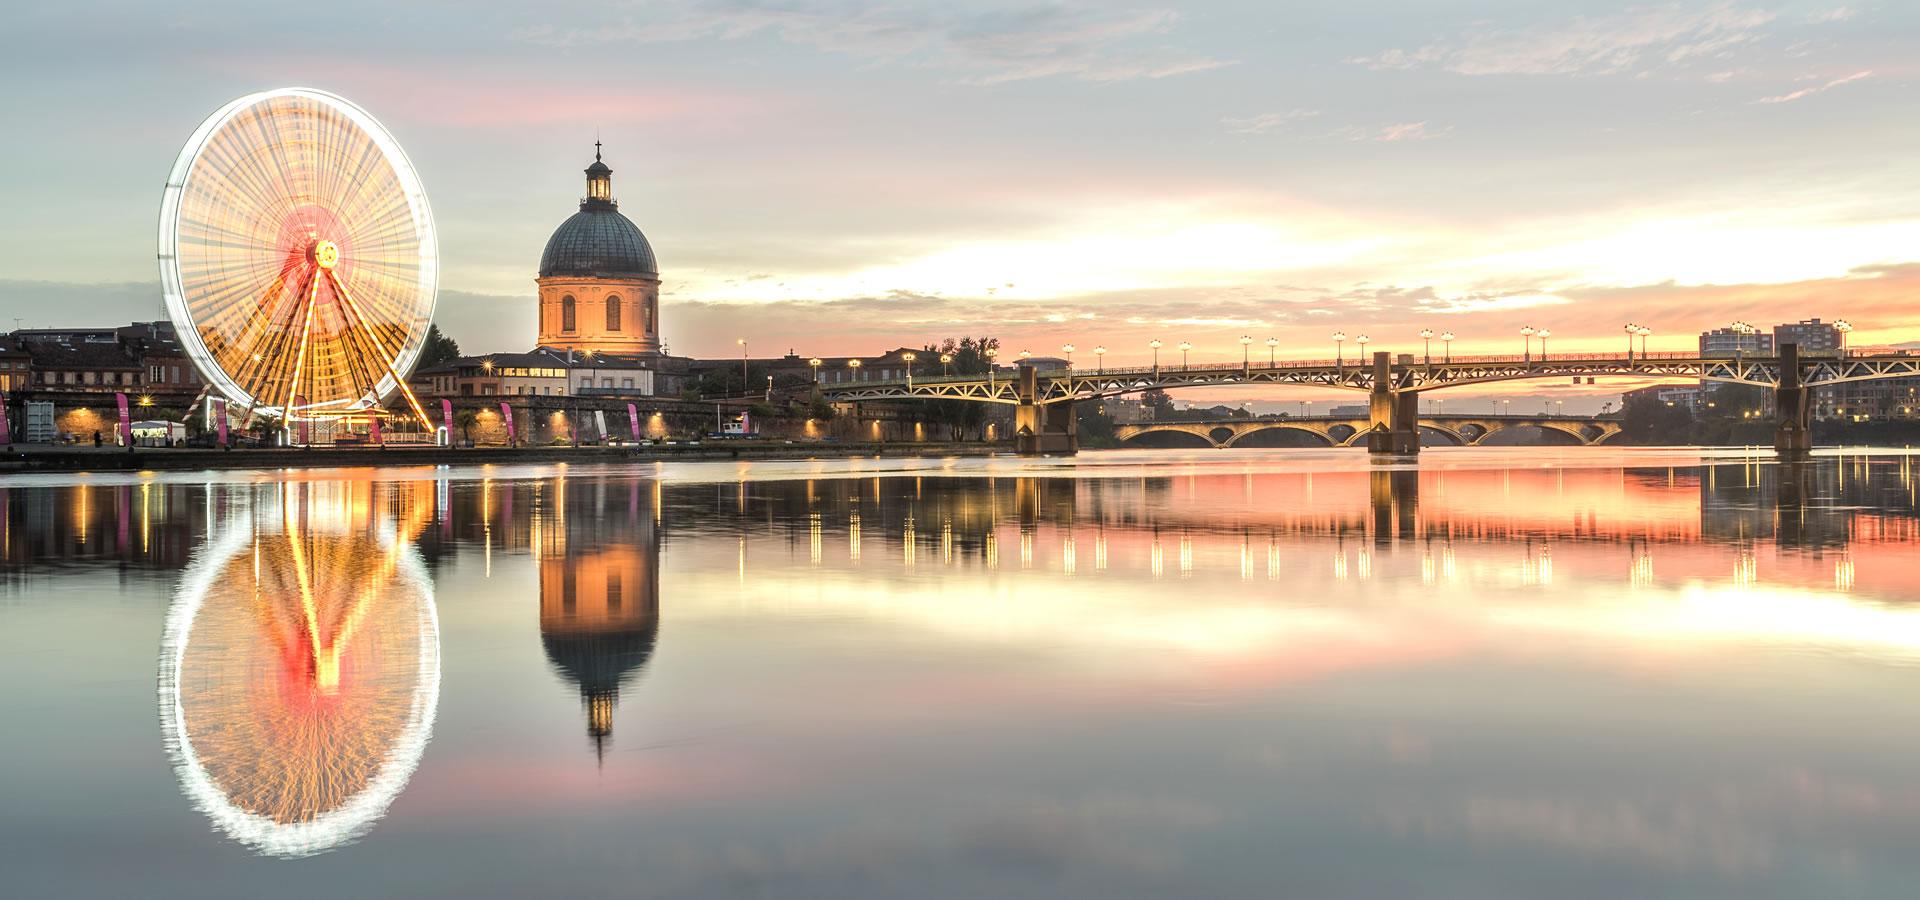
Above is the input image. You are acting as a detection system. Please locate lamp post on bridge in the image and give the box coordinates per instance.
[1239,335,1252,374]
[901,351,917,387]
[1637,325,1652,357]
[985,347,999,389]
[940,353,952,376]
[848,358,863,381]
[1419,328,1434,365]
[737,338,749,391]
[1149,339,1162,377]
[1538,328,1550,362]
[1441,331,1454,364]
[1094,345,1106,374]
[1520,326,1535,364]
[1836,319,1853,357]
[1624,323,1639,363]
[1333,332,1346,371]
[1062,344,1075,370]
[1355,335,1370,363]
[809,357,822,383]
[1265,337,1278,367]
[1178,341,1192,370]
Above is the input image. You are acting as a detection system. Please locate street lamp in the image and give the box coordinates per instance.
[1537,328,1550,361]
[1520,325,1535,363]
[1333,331,1346,369]
[1239,334,1253,371]
[1440,331,1455,364]
[1019,349,1032,363]
[737,337,748,389]
[1062,344,1075,369]
[1149,339,1163,375]
[809,357,822,382]
[1637,325,1652,357]
[1419,328,1434,365]
[1624,323,1639,362]
[1355,335,1371,360]
[1094,345,1107,374]
[901,351,916,387]
[1265,336,1278,367]
[1178,341,1192,370]
[848,358,863,381]
[1835,319,1853,356]
[985,347,999,388]
[940,352,953,376]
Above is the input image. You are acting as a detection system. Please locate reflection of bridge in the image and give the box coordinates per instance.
[817,346,1920,457]
[1116,414,1622,449]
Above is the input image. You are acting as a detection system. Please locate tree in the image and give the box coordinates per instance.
[1141,388,1176,421]
[454,408,479,443]
[418,324,462,370]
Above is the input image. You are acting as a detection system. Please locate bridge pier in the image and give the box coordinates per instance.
[1367,352,1420,455]
[1013,364,1078,456]
[1773,342,1813,459]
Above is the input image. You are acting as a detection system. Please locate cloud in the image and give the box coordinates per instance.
[1807,7,1857,24]
[1328,121,1449,143]
[1756,69,1871,103]
[1351,3,1778,76]
[1220,108,1319,135]
[517,2,1233,85]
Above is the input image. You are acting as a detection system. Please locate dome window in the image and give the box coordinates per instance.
[562,295,577,333]
[606,294,622,331]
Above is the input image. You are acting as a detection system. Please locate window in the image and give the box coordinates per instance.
[561,295,576,332]
[621,378,634,389]
[606,295,622,331]
[602,378,613,388]
[644,300,653,333]
[581,379,593,391]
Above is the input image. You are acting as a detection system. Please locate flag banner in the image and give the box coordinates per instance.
[594,410,607,442]
[370,416,383,445]
[441,399,455,444]
[500,402,516,443]
[627,403,641,440]
[115,392,132,446]
[294,395,309,445]
[214,399,229,447]
[0,392,11,444]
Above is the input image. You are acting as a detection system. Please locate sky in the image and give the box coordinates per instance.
[0,0,1915,410]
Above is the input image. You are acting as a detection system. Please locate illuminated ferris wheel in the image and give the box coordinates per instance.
[157,87,437,424]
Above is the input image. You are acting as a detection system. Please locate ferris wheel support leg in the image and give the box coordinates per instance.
[283,268,321,418]
[325,270,433,429]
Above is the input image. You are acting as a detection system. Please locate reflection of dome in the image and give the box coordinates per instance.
[538,540,660,759]
[159,510,439,859]
[541,623,658,747]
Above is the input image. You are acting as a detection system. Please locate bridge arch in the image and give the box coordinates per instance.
[1220,425,1337,448]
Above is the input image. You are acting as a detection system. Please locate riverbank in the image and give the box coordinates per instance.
[0,440,1000,473]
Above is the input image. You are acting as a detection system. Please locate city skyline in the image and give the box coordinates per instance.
[1,0,1915,384]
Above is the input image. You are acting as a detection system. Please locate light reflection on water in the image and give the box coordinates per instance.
[2,447,1920,898]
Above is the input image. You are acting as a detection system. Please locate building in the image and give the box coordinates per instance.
[536,145,661,355]
[0,337,30,393]
[1773,318,1842,354]
[414,348,659,399]
[1624,384,1703,413]
[1698,325,1772,357]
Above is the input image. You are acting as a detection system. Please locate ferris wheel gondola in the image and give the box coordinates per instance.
[157,87,437,425]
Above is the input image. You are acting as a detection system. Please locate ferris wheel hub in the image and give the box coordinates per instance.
[310,240,341,270]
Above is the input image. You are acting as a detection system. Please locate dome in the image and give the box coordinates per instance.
[539,146,658,279]
[540,208,658,278]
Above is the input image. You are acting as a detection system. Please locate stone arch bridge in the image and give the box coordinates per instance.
[1114,414,1623,449]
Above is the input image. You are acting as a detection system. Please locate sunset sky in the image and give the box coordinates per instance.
[0,1,1914,409]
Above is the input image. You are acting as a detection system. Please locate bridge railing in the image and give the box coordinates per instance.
[815,347,1915,390]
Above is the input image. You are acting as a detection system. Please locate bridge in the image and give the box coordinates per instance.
[1115,414,1622,449]
[816,344,1920,457]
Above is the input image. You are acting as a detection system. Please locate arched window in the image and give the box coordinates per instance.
[606,294,622,331]
[644,298,653,333]
[561,295,576,332]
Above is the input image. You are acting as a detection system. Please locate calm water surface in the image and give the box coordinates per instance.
[5,447,1920,899]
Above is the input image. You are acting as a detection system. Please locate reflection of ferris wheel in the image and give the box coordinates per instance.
[158,502,440,858]
[157,87,437,423]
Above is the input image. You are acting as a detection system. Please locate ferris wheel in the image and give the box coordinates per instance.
[158,87,437,424]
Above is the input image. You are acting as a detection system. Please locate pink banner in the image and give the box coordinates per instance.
[441,399,455,443]
[0,392,10,444]
[627,403,641,441]
[115,392,132,446]
[214,399,229,447]
[294,395,309,445]
[370,416,383,445]
[500,402,516,444]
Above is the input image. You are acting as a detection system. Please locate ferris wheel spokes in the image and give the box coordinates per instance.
[324,267,432,427]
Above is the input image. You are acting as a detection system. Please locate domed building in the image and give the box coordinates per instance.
[537,144,661,354]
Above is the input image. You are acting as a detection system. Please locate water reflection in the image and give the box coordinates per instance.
[534,478,660,759]
[157,480,440,858]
